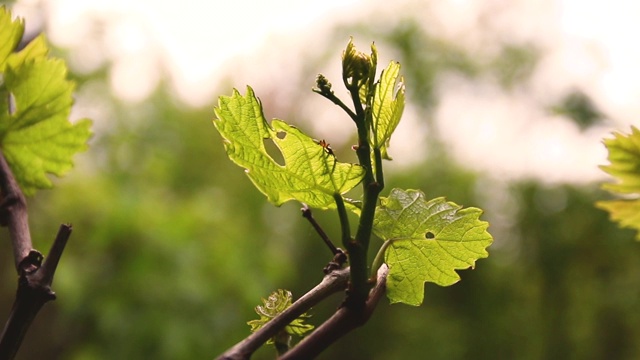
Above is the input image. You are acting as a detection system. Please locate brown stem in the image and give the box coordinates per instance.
[280,264,389,360]
[0,152,33,272]
[0,257,55,359]
[0,150,73,359]
[216,267,351,360]
[301,204,339,255]
[35,224,72,286]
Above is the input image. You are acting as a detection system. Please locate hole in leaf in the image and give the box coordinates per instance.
[8,92,16,115]
[263,139,285,166]
[276,131,286,139]
[425,232,435,239]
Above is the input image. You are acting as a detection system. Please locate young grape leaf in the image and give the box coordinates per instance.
[371,61,405,160]
[596,126,640,240]
[213,86,364,209]
[0,8,92,196]
[357,41,378,107]
[374,188,493,306]
[247,289,314,344]
[5,34,49,71]
[0,6,24,70]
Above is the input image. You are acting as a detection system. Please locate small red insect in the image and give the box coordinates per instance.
[317,139,335,157]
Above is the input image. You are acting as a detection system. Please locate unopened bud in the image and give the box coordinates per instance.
[315,74,333,95]
[342,39,371,90]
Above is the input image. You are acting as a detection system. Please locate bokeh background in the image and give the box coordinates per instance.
[2,0,640,359]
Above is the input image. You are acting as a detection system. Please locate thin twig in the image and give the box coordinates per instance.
[311,86,358,123]
[301,204,347,273]
[216,267,351,360]
[301,204,339,255]
[332,194,352,249]
[35,224,72,286]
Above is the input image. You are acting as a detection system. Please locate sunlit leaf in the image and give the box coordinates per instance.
[6,34,49,70]
[247,289,314,344]
[597,200,640,240]
[359,42,378,106]
[213,86,364,209]
[0,6,24,70]
[597,126,640,239]
[0,8,92,196]
[374,188,493,305]
[371,61,405,160]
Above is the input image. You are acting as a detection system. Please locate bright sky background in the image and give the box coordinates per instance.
[9,0,640,184]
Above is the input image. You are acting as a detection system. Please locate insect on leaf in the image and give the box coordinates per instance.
[213,86,364,209]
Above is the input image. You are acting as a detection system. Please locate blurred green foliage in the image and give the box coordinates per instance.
[0,9,639,360]
[551,90,605,130]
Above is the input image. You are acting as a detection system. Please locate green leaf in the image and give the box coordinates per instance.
[597,126,640,239]
[213,86,364,209]
[3,59,74,133]
[374,188,493,306]
[247,289,314,344]
[0,8,92,196]
[598,126,640,194]
[359,42,378,106]
[6,34,49,70]
[371,61,405,160]
[0,6,24,70]
[596,200,640,240]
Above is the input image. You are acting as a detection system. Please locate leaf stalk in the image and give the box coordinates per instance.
[332,194,351,251]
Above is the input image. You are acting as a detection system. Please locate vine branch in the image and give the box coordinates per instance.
[280,264,389,360]
[345,76,383,309]
[0,151,33,272]
[217,267,351,360]
[0,150,72,360]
